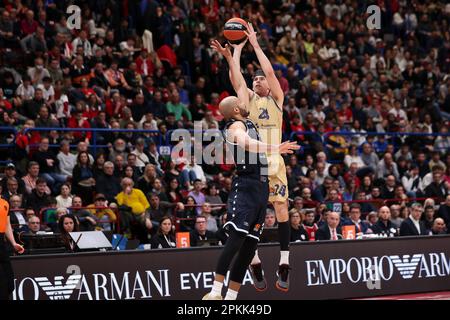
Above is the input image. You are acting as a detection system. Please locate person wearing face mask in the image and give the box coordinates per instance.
[27,57,50,86]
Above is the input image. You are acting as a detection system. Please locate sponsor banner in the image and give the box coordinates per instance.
[11,235,450,300]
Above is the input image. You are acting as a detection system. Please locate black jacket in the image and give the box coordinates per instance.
[290,226,309,242]
[189,230,218,247]
[95,173,121,203]
[371,220,399,236]
[437,205,450,229]
[26,190,51,213]
[424,182,448,200]
[150,233,176,249]
[400,218,428,236]
[315,225,342,241]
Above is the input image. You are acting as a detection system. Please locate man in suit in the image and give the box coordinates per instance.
[316,211,342,241]
[343,203,371,235]
[400,203,428,236]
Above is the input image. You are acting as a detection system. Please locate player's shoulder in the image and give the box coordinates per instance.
[227,119,246,131]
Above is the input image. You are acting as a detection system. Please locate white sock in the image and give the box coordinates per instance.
[224,288,238,300]
[210,280,223,297]
[251,250,261,265]
[279,251,289,265]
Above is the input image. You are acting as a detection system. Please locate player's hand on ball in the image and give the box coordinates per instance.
[244,22,259,47]
[229,38,248,51]
[210,40,232,58]
[279,141,300,154]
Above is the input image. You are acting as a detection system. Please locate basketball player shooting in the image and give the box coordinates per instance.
[222,21,294,292]
[204,42,299,300]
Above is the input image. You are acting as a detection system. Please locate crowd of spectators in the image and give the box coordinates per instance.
[0,0,449,250]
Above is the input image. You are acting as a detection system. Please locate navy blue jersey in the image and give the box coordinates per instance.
[223,119,268,177]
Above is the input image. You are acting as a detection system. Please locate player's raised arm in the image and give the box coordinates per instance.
[245,22,284,107]
[227,121,299,155]
[211,40,250,109]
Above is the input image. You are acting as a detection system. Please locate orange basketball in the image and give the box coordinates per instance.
[223,18,248,44]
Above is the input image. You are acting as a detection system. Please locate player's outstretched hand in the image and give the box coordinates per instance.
[229,38,248,51]
[278,141,300,154]
[210,39,232,59]
[244,22,259,48]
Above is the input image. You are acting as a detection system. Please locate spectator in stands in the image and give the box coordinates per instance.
[150,216,176,249]
[343,203,371,235]
[23,215,42,235]
[371,206,398,237]
[116,177,149,217]
[431,218,447,235]
[264,210,277,229]
[184,155,207,184]
[58,214,80,252]
[303,210,318,241]
[189,215,217,247]
[95,161,121,204]
[55,183,72,209]
[131,138,150,172]
[2,177,22,201]
[377,153,399,180]
[188,179,205,214]
[205,183,224,216]
[57,140,76,179]
[71,151,95,204]
[316,211,342,241]
[389,204,404,228]
[400,203,427,236]
[289,209,308,242]
[402,164,423,198]
[422,205,436,233]
[26,178,51,213]
[1,163,25,195]
[360,143,379,173]
[199,202,218,233]
[424,165,448,199]
[70,196,97,232]
[32,137,66,193]
[8,195,27,233]
[136,164,157,196]
[87,193,117,231]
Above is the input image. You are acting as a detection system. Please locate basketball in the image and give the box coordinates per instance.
[223,18,248,44]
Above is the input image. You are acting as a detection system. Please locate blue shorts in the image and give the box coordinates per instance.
[223,175,269,241]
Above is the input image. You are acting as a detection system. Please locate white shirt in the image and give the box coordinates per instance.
[131,149,150,168]
[37,84,55,101]
[187,164,207,183]
[409,216,421,234]
[57,151,77,177]
[14,212,27,225]
[56,195,73,208]
[329,227,338,240]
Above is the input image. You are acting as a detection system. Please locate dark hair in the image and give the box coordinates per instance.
[36,177,46,185]
[350,203,361,211]
[58,214,79,236]
[157,216,174,236]
[77,151,91,166]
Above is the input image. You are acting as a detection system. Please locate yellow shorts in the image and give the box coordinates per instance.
[267,154,289,203]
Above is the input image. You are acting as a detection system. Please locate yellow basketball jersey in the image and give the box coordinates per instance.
[248,93,284,177]
[247,93,282,146]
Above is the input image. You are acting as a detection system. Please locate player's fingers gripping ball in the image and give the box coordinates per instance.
[223,18,248,44]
